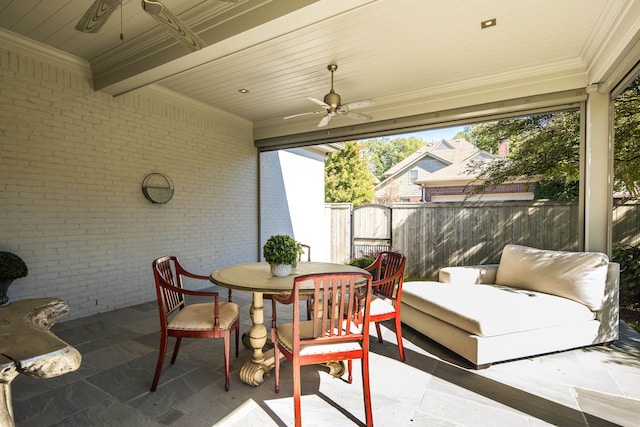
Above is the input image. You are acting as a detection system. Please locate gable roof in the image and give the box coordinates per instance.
[378,138,498,186]
[417,150,500,185]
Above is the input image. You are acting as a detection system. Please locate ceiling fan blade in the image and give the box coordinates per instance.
[345,111,373,121]
[142,0,205,51]
[307,97,329,108]
[343,99,375,110]
[318,114,332,127]
[283,111,323,120]
[75,0,120,33]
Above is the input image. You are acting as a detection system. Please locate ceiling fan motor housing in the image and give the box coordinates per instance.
[324,90,341,109]
[324,63,341,109]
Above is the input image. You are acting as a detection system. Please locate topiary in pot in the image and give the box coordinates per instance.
[263,234,300,277]
[0,251,28,306]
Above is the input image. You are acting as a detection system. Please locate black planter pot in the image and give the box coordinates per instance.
[0,279,14,306]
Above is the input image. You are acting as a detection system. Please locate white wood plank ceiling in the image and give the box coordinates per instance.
[1,0,639,142]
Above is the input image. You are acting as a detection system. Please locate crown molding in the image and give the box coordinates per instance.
[139,85,252,127]
[0,28,90,76]
[378,58,587,107]
[583,0,640,89]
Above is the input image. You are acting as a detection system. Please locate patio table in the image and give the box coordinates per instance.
[210,261,367,386]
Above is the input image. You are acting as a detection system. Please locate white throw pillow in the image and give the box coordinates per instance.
[495,244,609,311]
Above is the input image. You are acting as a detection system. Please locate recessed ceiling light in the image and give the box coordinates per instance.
[481,18,497,29]
[238,89,250,94]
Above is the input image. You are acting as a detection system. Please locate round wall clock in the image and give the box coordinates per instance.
[142,173,174,204]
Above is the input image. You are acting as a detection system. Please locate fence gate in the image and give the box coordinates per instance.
[351,204,392,259]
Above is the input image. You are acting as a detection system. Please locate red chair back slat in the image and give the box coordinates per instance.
[153,256,185,317]
[272,271,373,426]
[367,251,406,300]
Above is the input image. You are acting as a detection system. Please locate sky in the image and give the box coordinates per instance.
[393,125,466,142]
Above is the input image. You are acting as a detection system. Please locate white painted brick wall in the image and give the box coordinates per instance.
[259,149,329,261]
[0,41,257,319]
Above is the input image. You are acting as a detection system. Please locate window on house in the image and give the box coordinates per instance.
[409,169,418,184]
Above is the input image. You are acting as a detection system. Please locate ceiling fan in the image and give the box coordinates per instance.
[284,64,374,128]
[75,0,205,51]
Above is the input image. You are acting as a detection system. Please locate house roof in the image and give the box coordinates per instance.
[383,139,488,176]
[377,138,499,187]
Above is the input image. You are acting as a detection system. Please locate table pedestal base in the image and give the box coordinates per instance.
[239,292,345,387]
[239,292,271,386]
[239,349,345,386]
[239,349,275,386]
[323,361,346,377]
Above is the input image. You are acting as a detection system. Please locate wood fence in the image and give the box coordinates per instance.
[325,203,352,264]
[328,200,640,280]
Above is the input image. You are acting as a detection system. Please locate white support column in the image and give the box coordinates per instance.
[583,84,613,254]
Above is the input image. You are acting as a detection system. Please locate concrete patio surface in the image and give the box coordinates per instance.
[10,285,640,426]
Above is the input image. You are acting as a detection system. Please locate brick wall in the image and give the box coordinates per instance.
[259,149,330,261]
[0,36,257,319]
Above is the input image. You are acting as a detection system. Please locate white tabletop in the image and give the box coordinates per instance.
[210,261,368,294]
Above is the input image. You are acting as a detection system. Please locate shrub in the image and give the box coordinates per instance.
[0,251,28,281]
[346,257,375,269]
[612,244,640,309]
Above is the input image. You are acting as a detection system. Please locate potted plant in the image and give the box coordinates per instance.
[0,251,28,306]
[263,234,300,277]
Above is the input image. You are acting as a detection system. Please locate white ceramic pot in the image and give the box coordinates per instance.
[270,264,292,277]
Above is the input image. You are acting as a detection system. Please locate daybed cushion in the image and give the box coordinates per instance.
[495,244,609,311]
[402,281,595,337]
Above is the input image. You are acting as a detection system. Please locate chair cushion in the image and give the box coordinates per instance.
[168,302,239,331]
[401,281,595,337]
[276,320,362,355]
[495,244,609,310]
[369,295,396,317]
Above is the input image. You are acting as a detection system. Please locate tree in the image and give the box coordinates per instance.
[465,111,581,199]
[377,177,400,206]
[614,76,640,198]
[325,141,375,206]
[453,127,473,142]
[362,136,424,181]
[464,76,640,200]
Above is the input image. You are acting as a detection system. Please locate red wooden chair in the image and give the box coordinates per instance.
[365,251,407,361]
[271,272,374,427]
[298,243,311,262]
[151,256,240,391]
[296,244,312,319]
